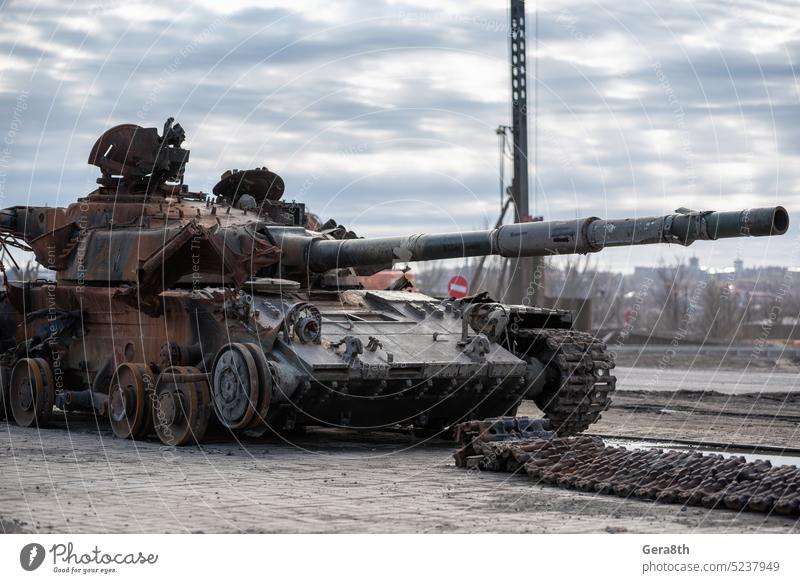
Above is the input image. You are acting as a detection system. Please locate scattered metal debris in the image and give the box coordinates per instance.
[454,417,800,516]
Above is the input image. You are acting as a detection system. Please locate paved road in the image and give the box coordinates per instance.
[615,366,800,394]
[2,367,799,534]
[2,416,797,534]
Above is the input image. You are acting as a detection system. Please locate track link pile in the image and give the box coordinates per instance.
[519,329,616,435]
[454,417,800,516]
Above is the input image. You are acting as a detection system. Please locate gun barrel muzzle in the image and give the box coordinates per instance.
[704,206,789,239]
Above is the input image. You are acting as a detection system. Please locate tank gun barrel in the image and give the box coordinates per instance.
[305,206,788,272]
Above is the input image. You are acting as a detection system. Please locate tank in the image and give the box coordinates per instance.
[0,119,789,444]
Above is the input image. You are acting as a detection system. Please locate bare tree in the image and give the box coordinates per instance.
[592,272,626,329]
[546,255,596,299]
[653,259,692,335]
[700,276,745,341]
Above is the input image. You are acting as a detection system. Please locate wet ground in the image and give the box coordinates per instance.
[1,388,798,534]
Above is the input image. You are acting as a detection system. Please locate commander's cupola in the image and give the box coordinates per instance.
[87,117,189,199]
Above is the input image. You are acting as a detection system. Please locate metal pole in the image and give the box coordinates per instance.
[505,0,542,305]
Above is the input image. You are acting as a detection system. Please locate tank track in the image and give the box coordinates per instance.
[518,328,616,436]
[454,418,800,516]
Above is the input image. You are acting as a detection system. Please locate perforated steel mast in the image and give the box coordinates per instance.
[509,0,530,224]
[504,0,541,304]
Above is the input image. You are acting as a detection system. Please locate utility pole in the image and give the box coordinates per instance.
[504,0,543,305]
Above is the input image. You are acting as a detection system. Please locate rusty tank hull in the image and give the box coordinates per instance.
[0,119,789,445]
[0,275,602,438]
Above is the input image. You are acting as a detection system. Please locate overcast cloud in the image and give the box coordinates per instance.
[0,0,797,271]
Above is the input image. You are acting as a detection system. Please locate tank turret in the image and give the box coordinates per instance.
[0,120,790,445]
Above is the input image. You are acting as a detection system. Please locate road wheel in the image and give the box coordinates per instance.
[242,343,273,438]
[9,358,55,427]
[211,343,260,430]
[108,363,155,439]
[0,365,11,421]
[153,366,212,446]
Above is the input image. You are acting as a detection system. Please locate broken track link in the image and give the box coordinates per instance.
[453,417,556,468]
[516,328,616,436]
[454,417,800,516]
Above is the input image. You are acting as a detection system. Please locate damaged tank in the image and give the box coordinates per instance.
[0,119,789,444]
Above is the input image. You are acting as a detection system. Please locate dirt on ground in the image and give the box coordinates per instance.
[614,350,800,372]
[579,390,800,449]
[1,388,798,534]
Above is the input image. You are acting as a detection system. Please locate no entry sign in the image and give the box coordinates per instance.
[447,275,469,298]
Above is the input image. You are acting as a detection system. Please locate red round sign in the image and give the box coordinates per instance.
[447,275,469,298]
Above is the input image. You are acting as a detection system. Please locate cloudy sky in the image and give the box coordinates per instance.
[0,0,797,272]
